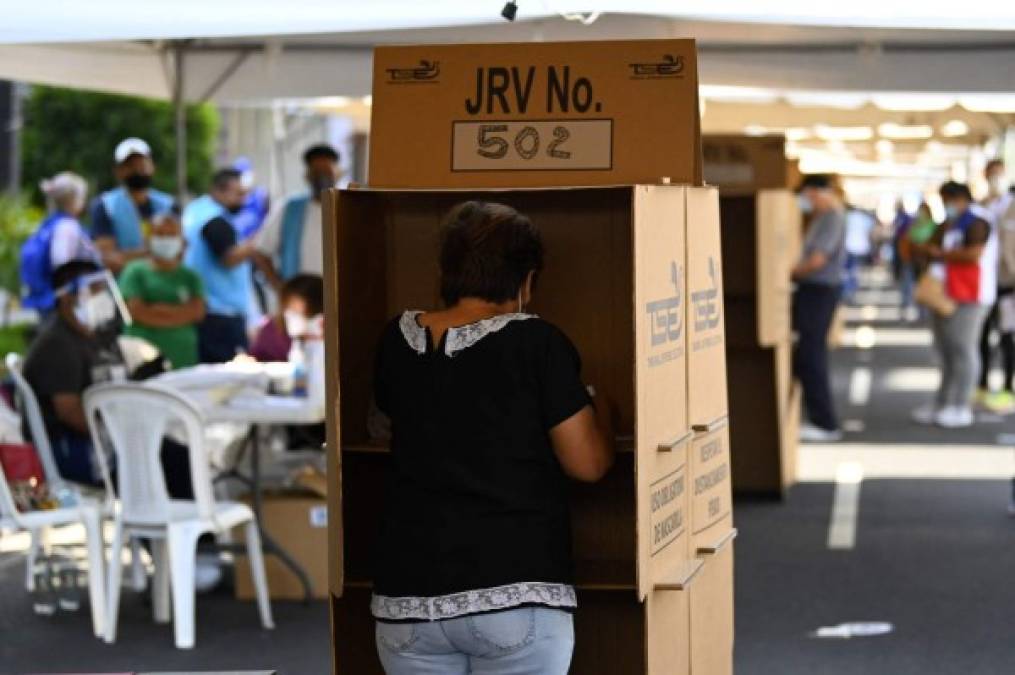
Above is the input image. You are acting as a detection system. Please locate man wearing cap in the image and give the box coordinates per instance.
[793,174,847,442]
[89,138,175,274]
[254,143,340,288]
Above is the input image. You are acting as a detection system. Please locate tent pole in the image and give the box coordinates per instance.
[172,41,187,204]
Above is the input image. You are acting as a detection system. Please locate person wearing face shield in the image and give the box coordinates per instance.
[118,212,206,370]
[792,174,847,442]
[911,181,997,429]
[975,160,1015,414]
[253,144,341,290]
[89,138,174,274]
[183,168,264,363]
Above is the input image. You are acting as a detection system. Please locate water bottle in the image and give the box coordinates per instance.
[289,340,308,398]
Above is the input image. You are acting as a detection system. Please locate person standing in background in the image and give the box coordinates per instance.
[89,138,174,274]
[913,181,997,429]
[118,212,206,370]
[977,160,1015,412]
[792,174,847,442]
[843,204,876,304]
[20,172,101,314]
[255,144,340,288]
[182,168,258,363]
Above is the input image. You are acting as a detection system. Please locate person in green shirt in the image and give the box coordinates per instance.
[119,212,206,369]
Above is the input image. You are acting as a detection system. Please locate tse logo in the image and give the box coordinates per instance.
[465,66,602,115]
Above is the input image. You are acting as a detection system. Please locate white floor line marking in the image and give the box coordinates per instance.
[848,367,872,406]
[827,461,863,550]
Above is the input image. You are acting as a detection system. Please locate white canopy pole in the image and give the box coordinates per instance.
[172,41,187,204]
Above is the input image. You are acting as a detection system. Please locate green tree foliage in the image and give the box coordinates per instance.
[20,86,218,205]
[0,193,42,298]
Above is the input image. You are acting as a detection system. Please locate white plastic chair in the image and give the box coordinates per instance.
[84,381,274,649]
[4,352,145,592]
[0,458,106,637]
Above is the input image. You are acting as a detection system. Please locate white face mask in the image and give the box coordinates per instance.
[74,292,118,330]
[797,194,814,215]
[150,235,183,261]
[284,310,309,337]
[944,203,961,221]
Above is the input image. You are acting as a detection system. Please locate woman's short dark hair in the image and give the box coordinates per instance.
[939,181,973,202]
[280,273,324,316]
[438,201,544,307]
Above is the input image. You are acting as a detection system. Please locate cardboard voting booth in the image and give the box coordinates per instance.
[324,39,733,675]
[708,134,801,497]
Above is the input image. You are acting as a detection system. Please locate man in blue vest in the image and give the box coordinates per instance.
[89,137,175,274]
[183,168,258,363]
[255,144,340,289]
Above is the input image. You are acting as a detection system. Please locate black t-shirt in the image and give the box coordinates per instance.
[201,216,237,260]
[372,312,591,606]
[22,315,124,445]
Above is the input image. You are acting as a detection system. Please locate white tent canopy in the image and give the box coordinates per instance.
[1,11,1014,102]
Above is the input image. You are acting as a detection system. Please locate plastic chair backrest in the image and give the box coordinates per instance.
[83,382,216,526]
[4,353,68,493]
[0,459,23,525]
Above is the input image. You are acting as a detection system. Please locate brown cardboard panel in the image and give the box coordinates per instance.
[633,185,690,599]
[726,346,787,496]
[756,189,797,347]
[781,381,802,490]
[234,495,329,600]
[645,588,691,675]
[689,423,733,551]
[690,542,735,675]
[572,589,647,674]
[718,195,758,298]
[322,188,344,598]
[686,187,728,427]
[370,41,702,188]
[703,134,787,195]
[570,450,637,588]
[331,588,384,674]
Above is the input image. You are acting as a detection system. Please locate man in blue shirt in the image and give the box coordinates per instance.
[182,168,260,363]
[89,138,174,274]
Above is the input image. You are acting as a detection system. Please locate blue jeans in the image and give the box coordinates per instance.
[376,607,574,674]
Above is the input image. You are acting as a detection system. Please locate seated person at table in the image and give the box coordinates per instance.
[22,260,193,496]
[249,273,323,362]
[118,212,206,370]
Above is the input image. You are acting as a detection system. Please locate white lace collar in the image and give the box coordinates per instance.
[399,310,536,357]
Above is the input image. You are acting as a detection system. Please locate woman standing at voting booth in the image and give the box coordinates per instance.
[369,201,614,674]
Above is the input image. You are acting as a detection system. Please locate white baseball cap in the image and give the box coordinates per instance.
[114,137,152,164]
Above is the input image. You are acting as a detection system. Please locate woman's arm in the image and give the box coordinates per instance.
[126,297,205,328]
[549,392,614,483]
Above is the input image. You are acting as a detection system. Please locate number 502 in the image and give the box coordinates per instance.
[477,124,572,160]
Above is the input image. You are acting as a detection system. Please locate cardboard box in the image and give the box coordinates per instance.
[689,421,733,553]
[686,187,728,429]
[703,134,787,195]
[369,40,703,189]
[234,494,329,600]
[726,343,798,496]
[690,537,736,675]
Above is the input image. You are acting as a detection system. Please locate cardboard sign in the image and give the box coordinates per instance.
[634,185,691,600]
[690,421,733,551]
[646,587,692,675]
[370,40,702,188]
[686,187,728,427]
[703,134,787,195]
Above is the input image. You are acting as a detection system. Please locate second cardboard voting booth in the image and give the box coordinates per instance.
[705,134,802,497]
[323,40,735,674]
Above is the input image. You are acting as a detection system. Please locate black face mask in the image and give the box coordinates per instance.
[309,174,335,200]
[227,203,244,215]
[124,172,153,190]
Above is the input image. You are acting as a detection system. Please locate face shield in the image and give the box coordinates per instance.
[56,270,132,334]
